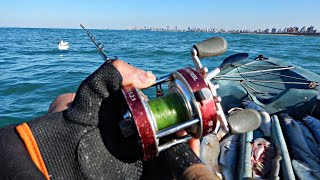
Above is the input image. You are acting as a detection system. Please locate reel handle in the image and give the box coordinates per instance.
[206,53,249,81]
[193,37,227,59]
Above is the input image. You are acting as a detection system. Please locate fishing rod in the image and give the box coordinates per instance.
[80,24,261,161]
[80,24,118,61]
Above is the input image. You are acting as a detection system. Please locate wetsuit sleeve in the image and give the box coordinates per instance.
[0,125,46,180]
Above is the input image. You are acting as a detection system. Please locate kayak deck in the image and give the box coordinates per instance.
[214,58,319,118]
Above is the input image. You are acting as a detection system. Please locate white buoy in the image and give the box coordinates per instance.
[58,40,70,50]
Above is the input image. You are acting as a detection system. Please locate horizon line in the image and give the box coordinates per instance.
[1,24,319,31]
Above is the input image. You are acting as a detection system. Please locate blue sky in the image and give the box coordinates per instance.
[1,0,319,30]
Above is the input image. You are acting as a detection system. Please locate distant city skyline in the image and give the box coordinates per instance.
[127,25,318,34]
[1,0,320,30]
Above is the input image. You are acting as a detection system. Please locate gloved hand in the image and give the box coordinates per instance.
[32,60,205,180]
[27,60,156,179]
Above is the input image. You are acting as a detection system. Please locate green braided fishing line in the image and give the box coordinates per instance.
[148,93,188,131]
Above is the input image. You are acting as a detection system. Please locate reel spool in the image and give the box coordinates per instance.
[120,37,230,160]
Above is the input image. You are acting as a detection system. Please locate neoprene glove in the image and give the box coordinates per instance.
[27,61,143,179]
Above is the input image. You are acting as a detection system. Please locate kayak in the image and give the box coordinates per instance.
[210,55,320,179]
[215,56,319,119]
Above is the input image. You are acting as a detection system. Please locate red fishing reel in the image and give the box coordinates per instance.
[120,37,230,160]
[80,24,261,161]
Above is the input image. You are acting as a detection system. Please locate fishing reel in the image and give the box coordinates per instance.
[80,24,260,161]
[119,37,260,160]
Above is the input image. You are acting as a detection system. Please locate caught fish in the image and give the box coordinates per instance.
[279,113,320,172]
[251,138,276,178]
[218,135,240,180]
[200,133,222,178]
[301,115,320,145]
[297,119,320,158]
[292,160,320,180]
[269,155,282,180]
[242,100,271,137]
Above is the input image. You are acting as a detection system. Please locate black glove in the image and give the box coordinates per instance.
[28,61,143,180]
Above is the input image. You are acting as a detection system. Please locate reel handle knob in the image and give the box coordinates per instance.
[191,37,227,72]
[193,37,227,59]
[227,109,261,134]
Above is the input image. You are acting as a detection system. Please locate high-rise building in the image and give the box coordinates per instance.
[287,27,294,33]
[307,26,314,33]
[277,28,282,33]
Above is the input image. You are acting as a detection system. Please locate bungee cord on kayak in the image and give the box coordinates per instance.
[216,78,317,85]
[215,66,295,77]
[214,61,318,88]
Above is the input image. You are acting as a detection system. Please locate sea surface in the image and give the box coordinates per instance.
[0,28,319,127]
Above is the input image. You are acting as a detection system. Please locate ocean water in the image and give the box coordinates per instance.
[0,28,319,127]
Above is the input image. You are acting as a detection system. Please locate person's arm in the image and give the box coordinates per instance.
[0,125,46,180]
[0,60,156,180]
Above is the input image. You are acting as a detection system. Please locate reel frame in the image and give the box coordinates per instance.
[122,67,221,160]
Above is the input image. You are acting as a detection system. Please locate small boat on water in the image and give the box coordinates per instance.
[58,40,70,50]
[202,55,320,179]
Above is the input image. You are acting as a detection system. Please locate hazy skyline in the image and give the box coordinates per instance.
[1,0,319,30]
